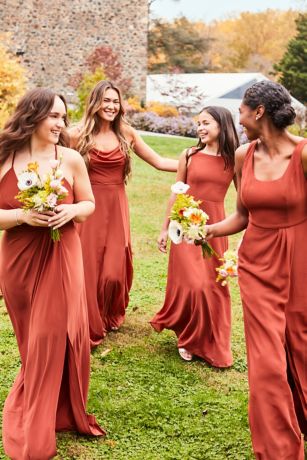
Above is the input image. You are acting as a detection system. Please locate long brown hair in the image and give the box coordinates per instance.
[187,106,239,170]
[76,80,132,180]
[0,88,69,165]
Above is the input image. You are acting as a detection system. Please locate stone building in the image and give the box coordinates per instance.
[0,0,148,100]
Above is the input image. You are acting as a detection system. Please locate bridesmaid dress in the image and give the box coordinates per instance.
[151,152,234,367]
[0,149,105,460]
[238,139,307,460]
[78,146,133,347]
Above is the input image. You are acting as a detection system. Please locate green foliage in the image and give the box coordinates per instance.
[0,37,27,128]
[69,67,107,121]
[148,17,212,73]
[0,136,255,459]
[275,13,307,104]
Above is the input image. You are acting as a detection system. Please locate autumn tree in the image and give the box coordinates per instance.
[207,9,299,75]
[0,37,27,127]
[275,13,307,104]
[148,17,213,73]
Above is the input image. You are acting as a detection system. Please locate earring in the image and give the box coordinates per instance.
[255,115,260,120]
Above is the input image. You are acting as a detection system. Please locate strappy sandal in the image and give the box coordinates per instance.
[178,347,193,362]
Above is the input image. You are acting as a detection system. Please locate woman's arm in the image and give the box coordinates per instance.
[206,145,249,239]
[130,128,178,172]
[301,143,307,176]
[48,148,95,229]
[158,150,188,252]
[0,208,52,230]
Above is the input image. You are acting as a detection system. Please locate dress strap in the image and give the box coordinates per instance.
[242,141,257,175]
[11,151,16,167]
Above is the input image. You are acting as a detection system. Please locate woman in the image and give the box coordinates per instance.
[206,81,307,459]
[150,106,238,365]
[0,88,104,460]
[70,80,177,347]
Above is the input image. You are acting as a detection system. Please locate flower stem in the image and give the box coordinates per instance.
[50,228,61,242]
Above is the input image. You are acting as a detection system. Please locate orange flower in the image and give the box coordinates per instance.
[190,213,203,224]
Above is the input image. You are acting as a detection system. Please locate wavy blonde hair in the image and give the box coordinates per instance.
[76,80,132,180]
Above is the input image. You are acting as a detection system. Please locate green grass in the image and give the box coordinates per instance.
[0,135,252,459]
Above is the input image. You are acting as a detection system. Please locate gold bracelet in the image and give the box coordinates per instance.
[15,209,21,226]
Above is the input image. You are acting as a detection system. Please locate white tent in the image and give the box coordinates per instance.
[147,73,305,124]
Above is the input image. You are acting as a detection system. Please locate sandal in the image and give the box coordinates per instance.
[178,347,193,362]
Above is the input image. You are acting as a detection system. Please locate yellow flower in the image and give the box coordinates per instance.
[27,162,39,172]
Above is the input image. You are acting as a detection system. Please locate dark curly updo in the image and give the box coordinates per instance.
[243,81,296,129]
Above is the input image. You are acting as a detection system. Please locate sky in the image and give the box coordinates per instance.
[150,0,304,22]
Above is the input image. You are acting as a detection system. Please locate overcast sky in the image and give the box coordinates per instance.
[151,0,305,22]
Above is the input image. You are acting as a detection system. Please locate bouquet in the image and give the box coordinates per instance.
[15,158,68,241]
[216,250,238,286]
[168,181,216,258]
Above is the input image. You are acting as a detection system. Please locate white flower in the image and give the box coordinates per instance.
[54,169,64,179]
[183,207,194,218]
[186,223,202,241]
[17,172,39,190]
[46,193,58,208]
[49,159,60,169]
[171,181,190,194]
[50,179,62,190]
[33,195,43,209]
[59,185,68,195]
[168,220,183,244]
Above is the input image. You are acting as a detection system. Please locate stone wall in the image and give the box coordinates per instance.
[0,0,148,101]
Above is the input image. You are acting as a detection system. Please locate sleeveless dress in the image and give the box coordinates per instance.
[151,152,234,367]
[78,146,133,347]
[0,150,105,460]
[239,139,307,460]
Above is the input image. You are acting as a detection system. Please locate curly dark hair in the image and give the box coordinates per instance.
[0,88,69,164]
[243,80,296,129]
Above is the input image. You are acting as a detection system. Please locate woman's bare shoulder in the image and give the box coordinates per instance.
[57,145,83,165]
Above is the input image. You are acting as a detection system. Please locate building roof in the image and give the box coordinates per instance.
[147,73,305,117]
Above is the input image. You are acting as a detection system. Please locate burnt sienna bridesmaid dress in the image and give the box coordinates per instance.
[0,150,105,460]
[78,146,133,346]
[238,139,307,459]
[151,152,234,367]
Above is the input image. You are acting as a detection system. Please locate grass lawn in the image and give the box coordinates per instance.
[0,135,252,459]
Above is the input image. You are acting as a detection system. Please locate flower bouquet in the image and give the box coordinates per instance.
[168,181,216,258]
[15,158,68,241]
[216,250,238,286]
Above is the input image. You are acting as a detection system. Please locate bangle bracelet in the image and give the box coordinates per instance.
[15,209,21,226]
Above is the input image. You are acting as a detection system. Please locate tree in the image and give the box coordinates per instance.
[148,17,213,73]
[0,36,27,127]
[275,13,307,104]
[69,45,131,96]
[207,9,299,75]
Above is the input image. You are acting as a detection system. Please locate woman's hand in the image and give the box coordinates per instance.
[204,224,216,240]
[158,229,168,253]
[47,204,78,230]
[22,209,55,227]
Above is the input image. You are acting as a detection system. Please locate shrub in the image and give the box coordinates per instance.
[146,101,179,118]
[127,111,197,138]
[0,38,27,128]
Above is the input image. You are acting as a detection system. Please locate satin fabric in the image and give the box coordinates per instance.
[151,152,234,367]
[238,139,307,459]
[78,146,133,347]
[0,158,104,459]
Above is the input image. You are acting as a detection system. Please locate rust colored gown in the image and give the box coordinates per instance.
[238,139,307,459]
[0,152,105,460]
[78,146,132,346]
[151,152,234,367]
